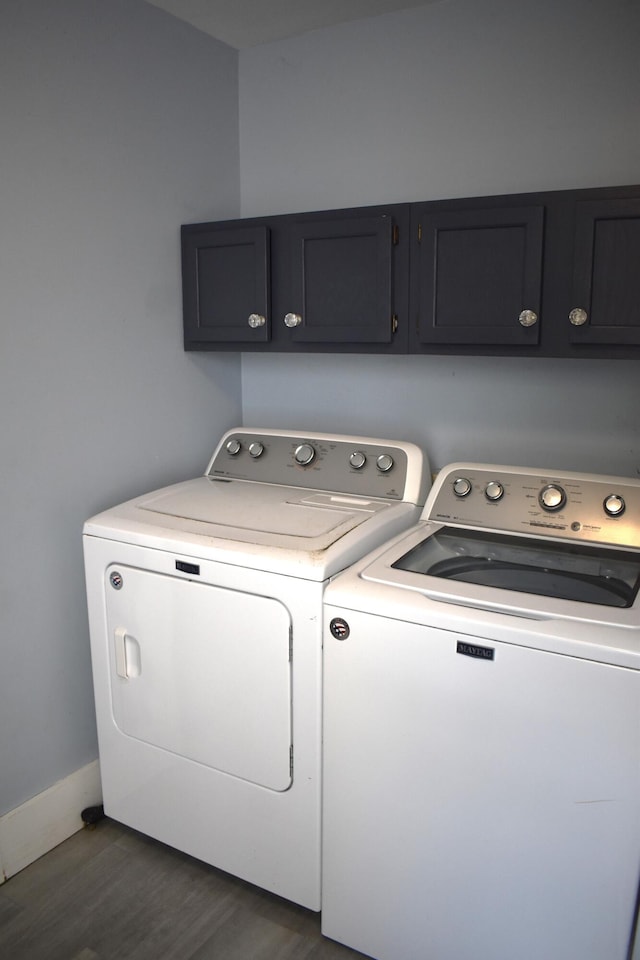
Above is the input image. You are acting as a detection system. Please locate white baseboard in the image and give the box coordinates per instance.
[0,760,102,883]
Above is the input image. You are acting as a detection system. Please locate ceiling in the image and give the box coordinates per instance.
[145,0,434,50]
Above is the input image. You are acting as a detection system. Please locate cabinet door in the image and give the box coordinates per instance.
[412,205,544,348]
[182,224,270,346]
[282,215,395,345]
[569,199,640,346]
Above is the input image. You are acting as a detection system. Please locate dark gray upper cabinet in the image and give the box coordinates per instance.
[282,216,394,345]
[182,224,270,345]
[182,186,640,357]
[411,203,545,349]
[409,185,640,357]
[569,198,640,347]
[182,206,409,353]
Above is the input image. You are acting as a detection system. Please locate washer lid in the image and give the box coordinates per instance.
[137,478,388,549]
[392,526,640,609]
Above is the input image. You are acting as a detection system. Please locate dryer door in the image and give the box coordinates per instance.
[105,565,292,791]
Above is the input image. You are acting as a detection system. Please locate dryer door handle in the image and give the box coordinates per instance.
[114,627,141,679]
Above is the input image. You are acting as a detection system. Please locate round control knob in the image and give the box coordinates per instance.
[248,441,264,459]
[225,439,242,456]
[349,450,367,470]
[376,454,394,473]
[484,481,504,502]
[294,443,315,466]
[604,494,625,517]
[453,477,472,498]
[538,484,566,511]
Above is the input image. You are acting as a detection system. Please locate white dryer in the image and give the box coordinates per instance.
[83,427,429,911]
[322,463,640,959]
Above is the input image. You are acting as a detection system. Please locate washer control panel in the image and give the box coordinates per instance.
[207,428,430,503]
[426,463,640,548]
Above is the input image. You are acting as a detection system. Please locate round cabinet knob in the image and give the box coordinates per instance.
[538,484,566,512]
[604,494,625,517]
[225,439,242,455]
[453,477,472,498]
[569,307,588,327]
[484,481,504,502]
[376,454,394,473]
[294,443,315,466]
[248,441,264,459]
[284,313,302,328]
[349,450,367,470]
[248,313,266,328]
[518,310,538,328]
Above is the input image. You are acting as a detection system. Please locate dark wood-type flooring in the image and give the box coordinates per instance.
[0,818,365,960]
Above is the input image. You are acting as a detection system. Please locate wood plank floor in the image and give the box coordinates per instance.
[0,818,365,960]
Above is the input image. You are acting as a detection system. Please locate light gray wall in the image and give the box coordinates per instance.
[239,0,640,477]
[0,0,241,816]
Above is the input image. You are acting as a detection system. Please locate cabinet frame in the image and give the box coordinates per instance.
[182,205,409,354]
[181,185,640,359]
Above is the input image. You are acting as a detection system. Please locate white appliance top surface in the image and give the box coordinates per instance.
[139,479,386,545]
[83,428,429,580]
[325,462,640,668]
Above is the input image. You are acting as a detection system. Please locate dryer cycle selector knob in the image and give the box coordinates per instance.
[294,443,316,466]
[248,441,264,458]
[539,484,566,512]
[226,439,242,455]
[453,477,472,498]
[604,494,625,517]
[376,454,394,473]
[349,450,367,470]
[484,481,504,502]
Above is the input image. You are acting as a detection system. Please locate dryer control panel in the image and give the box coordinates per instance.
[426,463,640,548]
[206,428,430,504]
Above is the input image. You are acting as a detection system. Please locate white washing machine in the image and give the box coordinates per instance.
[83,427,429,911]
[322,463,640,959]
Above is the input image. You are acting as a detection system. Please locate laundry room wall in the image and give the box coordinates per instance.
[239,0,640,477]
[0,0,240,833]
